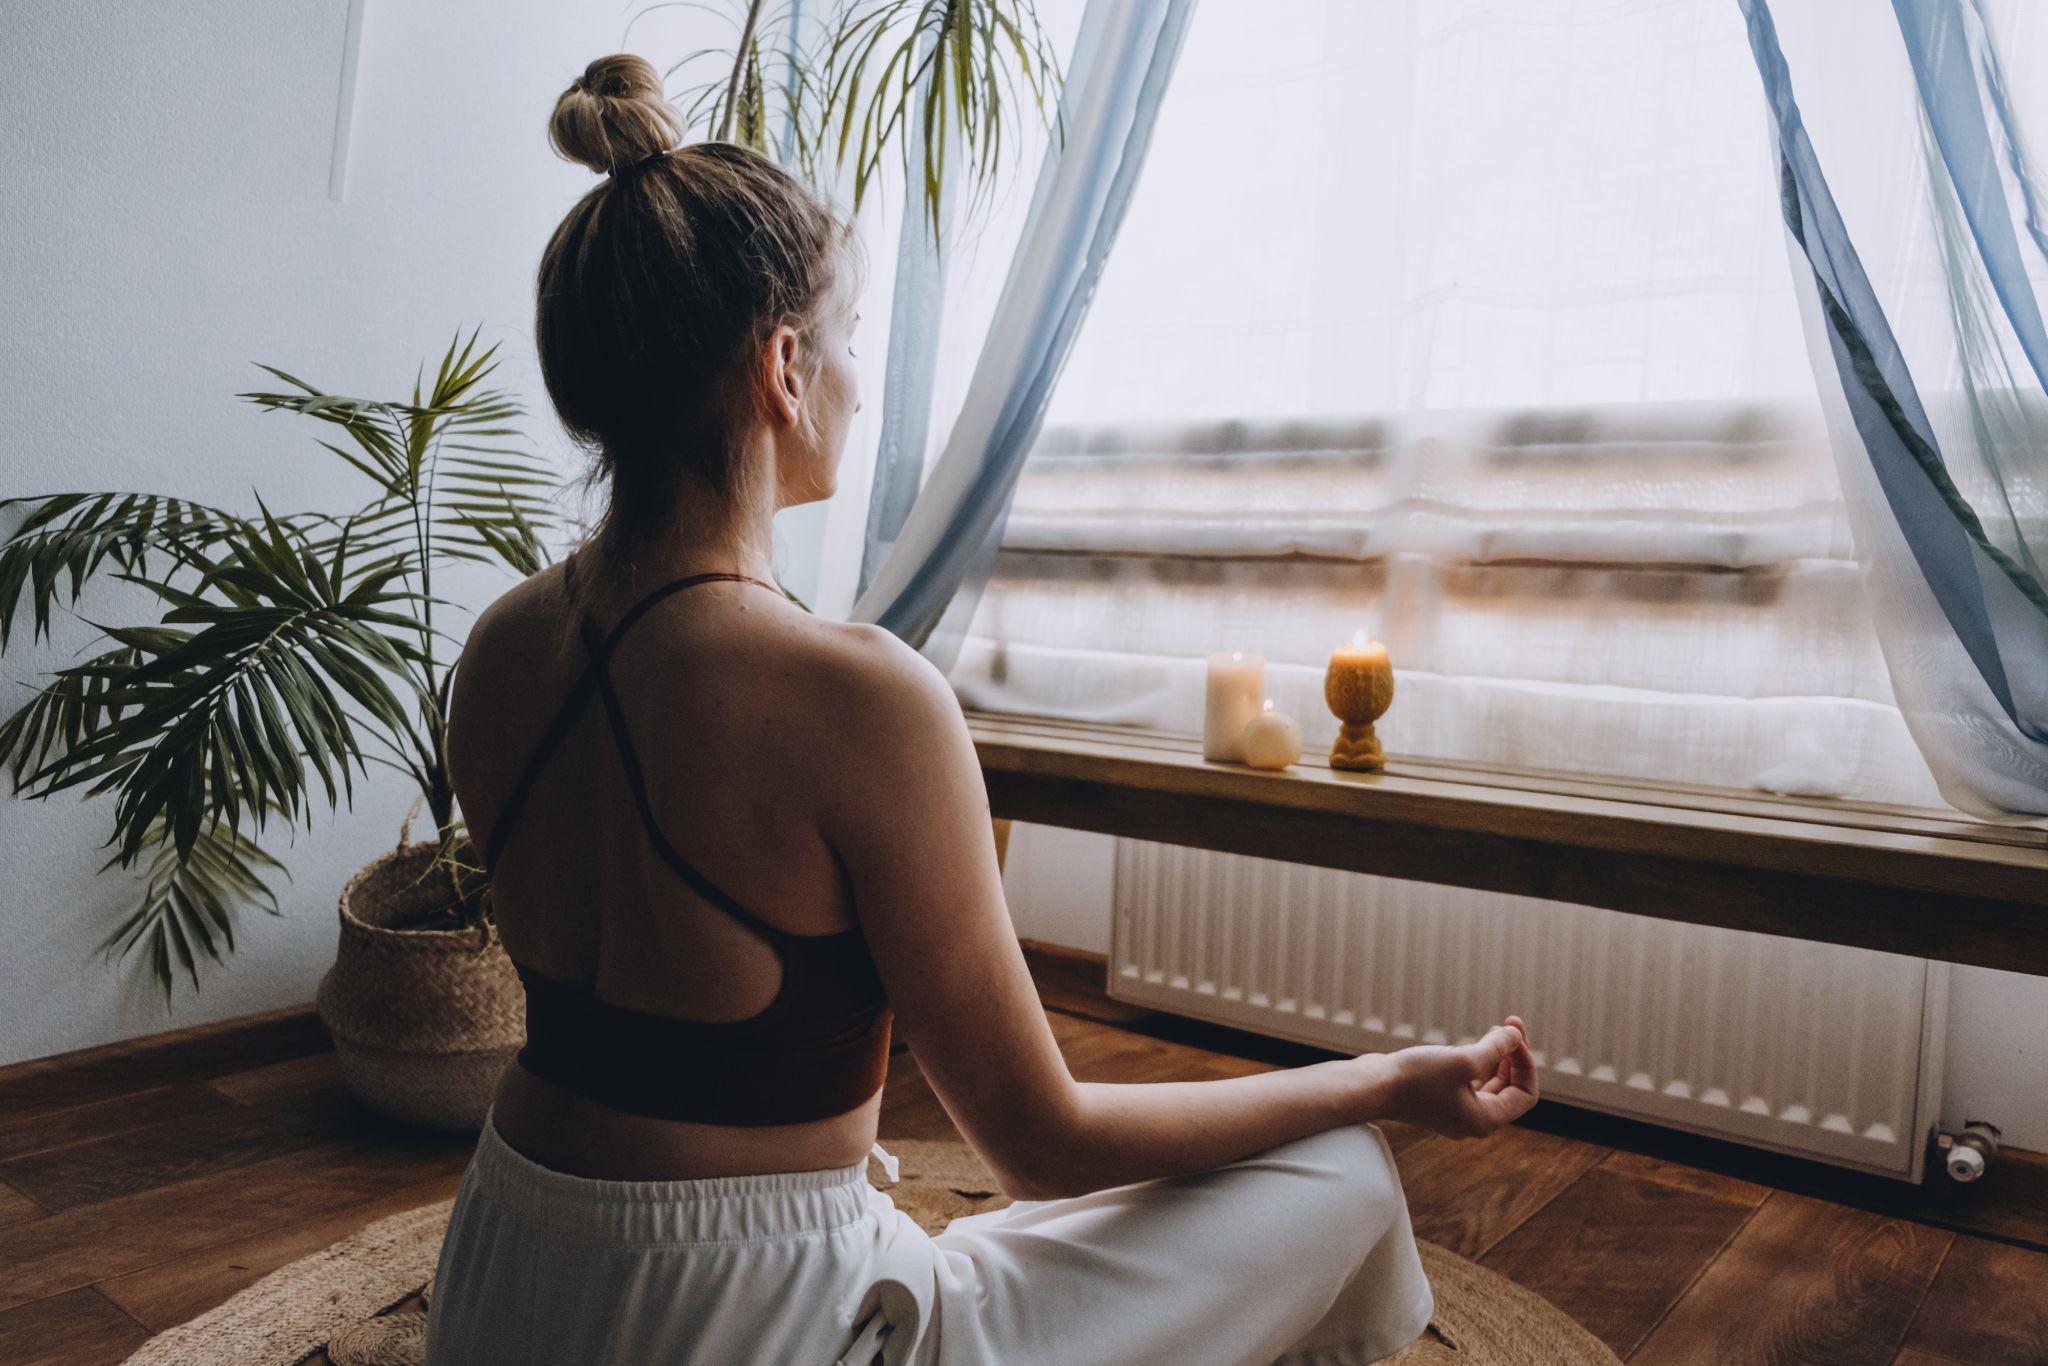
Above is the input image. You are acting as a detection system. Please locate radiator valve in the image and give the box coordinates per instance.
[1936,1121,2002,1183]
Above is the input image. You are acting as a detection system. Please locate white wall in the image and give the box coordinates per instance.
[0,0,865,1065]
[1000,824,2048,1153]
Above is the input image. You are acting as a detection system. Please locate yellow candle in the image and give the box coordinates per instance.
[1329,629,1388,671]
[1204,651,1265,762]
[1241,699,1302,770]
[1325,630,1394,772]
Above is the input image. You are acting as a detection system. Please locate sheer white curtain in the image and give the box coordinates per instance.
[944,0,1946,808]
[849,0,1202,663]
[1746,0,2048,817]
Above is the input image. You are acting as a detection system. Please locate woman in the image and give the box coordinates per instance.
[427,53,1540,1366]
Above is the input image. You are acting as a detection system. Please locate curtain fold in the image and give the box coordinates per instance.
[1739,0,2048,817]
[847,0,1200,667]
[1896,0,2048,396]
[853,25,956,601]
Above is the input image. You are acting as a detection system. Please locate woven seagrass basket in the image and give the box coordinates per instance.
[317,840,523,1133]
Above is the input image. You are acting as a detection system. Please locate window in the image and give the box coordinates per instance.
[943,0,1944,808]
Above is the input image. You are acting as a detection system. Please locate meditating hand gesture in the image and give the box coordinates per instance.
[1377,1016,1539,1139]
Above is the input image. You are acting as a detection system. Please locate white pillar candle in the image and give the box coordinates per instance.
[1241,699,1302,770]
[1203,651,1265,762]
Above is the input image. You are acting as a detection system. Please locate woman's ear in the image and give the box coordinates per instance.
[764,324,804,427]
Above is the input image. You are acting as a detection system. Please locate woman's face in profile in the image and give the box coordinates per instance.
[780,283,862,509]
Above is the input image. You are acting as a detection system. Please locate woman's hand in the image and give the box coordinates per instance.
[1373,1016,1539,1139]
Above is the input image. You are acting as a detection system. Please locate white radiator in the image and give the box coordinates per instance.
[1109,840,1949,1179]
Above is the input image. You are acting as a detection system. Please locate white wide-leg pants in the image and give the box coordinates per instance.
[426,1117,1433,1366]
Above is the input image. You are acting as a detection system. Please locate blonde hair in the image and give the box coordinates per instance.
[538,54,855,594]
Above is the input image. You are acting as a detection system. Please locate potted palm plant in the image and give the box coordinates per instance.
[0,334,558,1129]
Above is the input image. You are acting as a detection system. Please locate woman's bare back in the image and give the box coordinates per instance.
[447,557,898,1180]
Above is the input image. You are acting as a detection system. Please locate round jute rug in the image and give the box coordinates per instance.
[122,1139,1618,1365]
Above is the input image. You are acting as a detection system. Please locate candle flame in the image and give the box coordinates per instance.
[1262,698,1275,712]
[1351,629,1366,648]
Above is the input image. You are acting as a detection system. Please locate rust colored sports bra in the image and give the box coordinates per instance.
[479,568,894,1127]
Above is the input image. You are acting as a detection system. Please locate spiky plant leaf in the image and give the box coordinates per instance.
[657,1,1062,239]
[0,495,255,648]
[98,813,287,999]
[817,0,1064,236]
[241,332,558,582]
[0,643,147,787]
[18,505,423,866]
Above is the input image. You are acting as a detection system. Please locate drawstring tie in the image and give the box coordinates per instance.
[835,1310,892,1365]
[835,1138,925,1359]
[835,1139,905,1361]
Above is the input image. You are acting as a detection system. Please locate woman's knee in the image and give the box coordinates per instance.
[1262,1124,1407,1234]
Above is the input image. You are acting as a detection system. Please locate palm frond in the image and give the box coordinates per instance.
[18,508,424,866]
[243,333,560,580]
[819,0,1065,235]
[0,642,146,788]
[0,494,251,648]
[672,2,832,180]
[430,426,558,576]
[661,0,1062,236]
[241,367,411,493]
[98,813,287,1000]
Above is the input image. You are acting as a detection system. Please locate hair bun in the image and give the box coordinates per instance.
[550,54,686,175]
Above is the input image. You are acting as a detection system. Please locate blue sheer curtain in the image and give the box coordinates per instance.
[848,0,1200,668]
[1740,0,2048,817]
[853,173,950,602]
[853,22,957,603]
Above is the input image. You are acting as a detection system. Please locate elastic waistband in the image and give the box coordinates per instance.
[467,1115,875,1246]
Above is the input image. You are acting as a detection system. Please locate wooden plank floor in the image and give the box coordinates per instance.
[1,965,2044,1365]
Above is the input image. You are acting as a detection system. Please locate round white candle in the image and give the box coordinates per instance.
[1241,700,1302,770]
[1203,651,1265,762]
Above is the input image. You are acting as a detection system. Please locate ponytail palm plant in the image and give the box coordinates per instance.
[0,334,560,997]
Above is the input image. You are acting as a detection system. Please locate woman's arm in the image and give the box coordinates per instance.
[818,629,1538,1201]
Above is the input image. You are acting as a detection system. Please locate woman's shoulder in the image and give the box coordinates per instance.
[444,566,579,789]
[464,561,582,660]
[759,614,977,825]
[451,564,575,708]
[769,611,956,719]
[733,610,971,783]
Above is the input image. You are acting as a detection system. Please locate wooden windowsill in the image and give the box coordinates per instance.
[967,711,2048,977]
